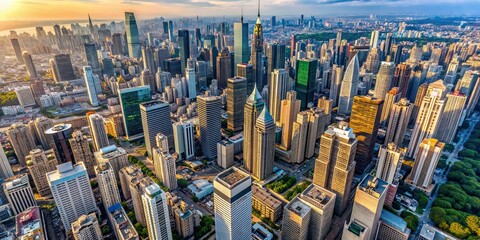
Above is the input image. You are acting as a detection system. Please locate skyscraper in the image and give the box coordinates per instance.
[279,91,301,150]
[84,66,99,107]
[142,46,155,72]
[243,85,264,172]
[153,134,178,190]
[14,86,35,107]
[214,167,252,240]
[0,142,13,179]
[140,100,173,156]
[380,87,401,126]
[394,63,412,98]
[47,162,97,231]
[329,65,344,107]
[407,80,447,158]
[251,5,264,88]
[45,123,74,163]
[435,91,467,143]
[374,61,395,99]
[295,58,318,109]
[10,38,23,63]
[94,145,129,180]
[342,175,388,240]
[385,98,413,146]
[338,54,359,115]
[119,165,144,201]
[458,70,480,116]
[227,77,247,132]
[267,43,286,81]
[22,51,37,78]
[269,69,289,122]
[84,43,102,76]
[125,12,141,58]
[197,94,222,160]
[350,96,384,174]
[88,113,109,151]
[178,29,190,74]
[7,122,36,166]
[71,213,103,240]
[376,143,405,206]
[26,149,57,196]
[3,174,36,215]
[237,63,254,94]
[51,54,76,82]
[407,138,444,189]
[32,117,53,151]
[140,68,156,95]
[172,119,195,160]
[216,48,232,89]
[142,183,172,240]
[95,162,121,209]
[69,131,96,176]
[313,122,357,215]
[111,33,124,55]
[185,58,196,99]
[252,107,275,180]
[410,82,428,122]
[118,86,151,140]
[234,14,249,75]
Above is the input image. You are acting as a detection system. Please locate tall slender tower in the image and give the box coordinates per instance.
[435,91,467,143]
[251,0,264,88]
[7,122,36,166]
[252,107,275,181]
[338,54,359,115]
[142,183,173,240]
[84,66,99,107]
[153,134,178,190]
[374,61,395,99]
[269,69,290,122]
[376,143,405,206]
[22,51,37,78]
[234,11,249,75]
[408,138,444,189]
[95,162,121,209]
[313,122,357,215]
[69,131,96,176]
[279,91,301,150]
[88,113,109,151]
[139,100,173,156]
[380,87,401,126]
[125,12,141,58]
[0,142,13,179]
[385,98,413,146]
[227,77,247,132]
[243,85,264,172]
[197,94,222,159]
[88,14,97,42]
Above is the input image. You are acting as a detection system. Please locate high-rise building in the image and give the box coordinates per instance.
[216,48,232,89]
[290,111,309,164]
[251,8,264,88]
[234,15,249,75]
[69,131,96,176]
[185,58,196,98]
[95,162,121,209]
[342,175,388,240]
[329,65,344,107]
[7,122,36,166]
[140,68,156,95]
[10,38,23,63]
[32,117,53,150]
[214,167,252,240]
[125,12,141,58]
[408,138,444,189]
[385,98,413,147]
[47,162,97,231]
[119,165,144,200]
[0,142,13,179]
[370,30,380,49]
[88,113,109,151]
[376,143,405,205]
[380,87,401,126]
[282,184,336,240]
[267,43,286,81]
[375,210,410,240]
[118,86,151,140]
[140,100,173,156]
[350,96,384,174]
[269,69,289,122]
[252,107,275,180]
[84,43,102,76]
[435,91,467,143]
[84,66,99,107]
[243,85,264,172]
[26,149,57,196]
[338,54,359,115]
[15,86,35,107]
[410,82,428,122]
[237,63,254,94]
[172,119,195,160]
[197,94,222,159]
[22,51,37,78]
[107,203,140,240]
[279,91,301,150]
[142,46,155,72]
[71,213,103,240]
[129,177,153,226]
[51,54,76,82]
[45,123,74,163]
[394,63,412,98]
[152,134,178,190]
[178,29,190,74]
[94,145,129,180]
[111,33,124,55]
[457,70,480,116]
[313,122,357,215]
[227,77,247,132]
[142,183,173,240]
[374,61,395,99]
[295,59,318,109]
[3,174,36,215]
[408,80,447,158]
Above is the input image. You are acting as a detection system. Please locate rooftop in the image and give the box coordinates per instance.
[252,185,282,210]
[287,198,311,218]
[16,207,43,239]
[358,175,388,198]
[380,209,408,233]
[300,184,335,209]
[139,99,169,109]
[216,167,250,188]
[45,123,72,134]
[46,162,86,183]
[108,203,139,240]
[419,224,459,240]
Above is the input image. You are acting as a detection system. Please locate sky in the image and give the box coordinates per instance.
[0,0,478,21]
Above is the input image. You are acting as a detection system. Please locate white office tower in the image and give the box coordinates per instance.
[84,66,99,107]
[173,119,195,160]
[435,91,467,143]
[329,65,344,107]
[338,54,359,115]
[71,212,103,240]
[370,30,380,49]
[47,162,97,231]
[0,142,13,179]
[385,98,413,147]
[407,80,447,158]
[2,174,36,215]
[376,143,405,184]
[142,183,172,240]
[408,138,444,190]
[342,175,388,240]
[140,100,173,156]
[373,62,395,99]
[269,69,289,122]
[214,167,252,240]
[186,58,197,99]
[15,86,35,107]
[94,145,129,180]
[152,133,178,190]
[88,113,109,151]
[95,162,121,209]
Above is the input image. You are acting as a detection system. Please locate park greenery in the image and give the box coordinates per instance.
[284,181,312,201]
[194,215,214,239]
[400,210,419,231]
[267,175,297,194]
[0,91,19,106]
[429,121,480,239]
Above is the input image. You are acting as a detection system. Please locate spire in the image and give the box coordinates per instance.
[257,0,260,18]
[88,14,93,26]
[241,6,244,23]
[247,83,263,103]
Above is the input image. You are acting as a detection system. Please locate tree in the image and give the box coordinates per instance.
[449,222,472,239]
[466,215,480,236]
[177,178,188,188]
[101,225,111,235]
[192,196,199,202]
[430,207,447,226]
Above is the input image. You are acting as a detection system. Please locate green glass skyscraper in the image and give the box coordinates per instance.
[125,12,141,59]
[295,59,318,109]
[119,86,151,140]
[234,14,249,75]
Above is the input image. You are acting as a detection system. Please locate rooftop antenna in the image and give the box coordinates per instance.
[258,0,260,18]
[241,5,244,23]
